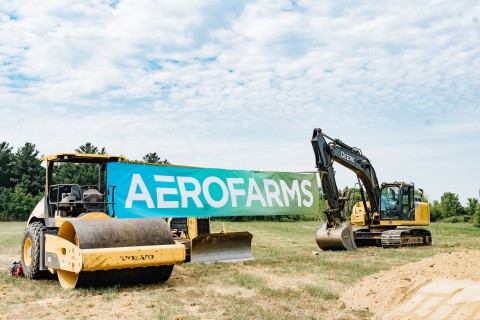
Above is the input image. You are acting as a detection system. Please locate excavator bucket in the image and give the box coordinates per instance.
[190,232,254,263]
[316,222,357,251]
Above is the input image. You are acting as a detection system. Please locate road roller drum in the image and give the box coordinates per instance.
[45,217,185,288]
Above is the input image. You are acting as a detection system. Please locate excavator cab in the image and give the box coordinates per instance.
[351,182,423,226]
[350,181,431,247]
[379,183,415,221]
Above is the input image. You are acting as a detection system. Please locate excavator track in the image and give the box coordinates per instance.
[381,228,432,248]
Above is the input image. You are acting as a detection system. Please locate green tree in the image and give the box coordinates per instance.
[75,142,106,155]
[473,204,480,228]
[142,152,170,164]
[439,192,464,219]
[414,189,428,202]
[343,187,362,213]
[465,198,478,216]
[429,200,442,222]
[0,142,14,188]
[0,186,42,221]
[11,143,44,196]
[0,187,11,220]
[53,143,107,185]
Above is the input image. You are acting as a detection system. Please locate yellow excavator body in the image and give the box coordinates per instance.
[351,200,430,227]
[350,201,369,226]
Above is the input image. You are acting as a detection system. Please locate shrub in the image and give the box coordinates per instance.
[0,187,43,221]
[473,204,480,228]
[442,215,471,223]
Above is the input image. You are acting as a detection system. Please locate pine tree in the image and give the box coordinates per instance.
[75,142,106,155]
[0,142,14,189]
[142,152,170,164]
[53,143,107,186]
[11,143,44,196]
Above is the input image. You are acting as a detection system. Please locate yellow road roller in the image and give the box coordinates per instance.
[21,153,252,289]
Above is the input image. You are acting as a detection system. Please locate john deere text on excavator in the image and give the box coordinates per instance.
[311,128,431,250]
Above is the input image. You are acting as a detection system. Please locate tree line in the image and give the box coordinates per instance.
[228,187,479,225]
[430,193,480,225]
[1,141,479,227]
[0,141,169,221]
[220,186,480,225]
[340,187,480,227]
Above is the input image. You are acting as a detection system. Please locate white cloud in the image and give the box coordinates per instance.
[0,0,479,203]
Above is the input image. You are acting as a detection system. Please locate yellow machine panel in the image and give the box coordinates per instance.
[351,202,369,226]
[45,234,185,273]
[379,202,430,227]
[351,201,430,227]
[44,217,185,288]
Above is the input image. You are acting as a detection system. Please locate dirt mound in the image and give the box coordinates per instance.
[339,250,480,319]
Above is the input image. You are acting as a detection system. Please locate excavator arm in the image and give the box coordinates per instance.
[311,128,382,250]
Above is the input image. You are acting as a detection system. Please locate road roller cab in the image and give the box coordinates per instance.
[42,153,123,227]
[22,153,186,288]
[27,153,124,227]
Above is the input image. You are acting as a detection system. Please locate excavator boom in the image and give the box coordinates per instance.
[311,129,362,250]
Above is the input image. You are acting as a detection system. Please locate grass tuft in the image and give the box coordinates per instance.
[303,284,339,300]
[231,271,264,289]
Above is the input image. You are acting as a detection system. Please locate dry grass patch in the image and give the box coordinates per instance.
[1,221,479,319]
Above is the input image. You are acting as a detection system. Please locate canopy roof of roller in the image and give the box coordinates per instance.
[41,153,125,163]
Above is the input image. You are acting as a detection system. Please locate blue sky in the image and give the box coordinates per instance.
[0,0,479,204]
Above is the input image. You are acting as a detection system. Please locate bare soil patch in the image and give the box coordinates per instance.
[339,250,480,319]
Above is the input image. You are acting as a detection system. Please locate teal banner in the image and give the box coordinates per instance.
[107,162,319,218]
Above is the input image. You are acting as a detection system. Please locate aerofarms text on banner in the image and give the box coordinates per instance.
[107,162,319,218]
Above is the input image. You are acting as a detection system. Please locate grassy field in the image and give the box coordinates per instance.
[1,221,479,319]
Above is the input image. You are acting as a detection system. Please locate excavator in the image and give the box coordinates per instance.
[311,128,431,250]
[21,153,253,288]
